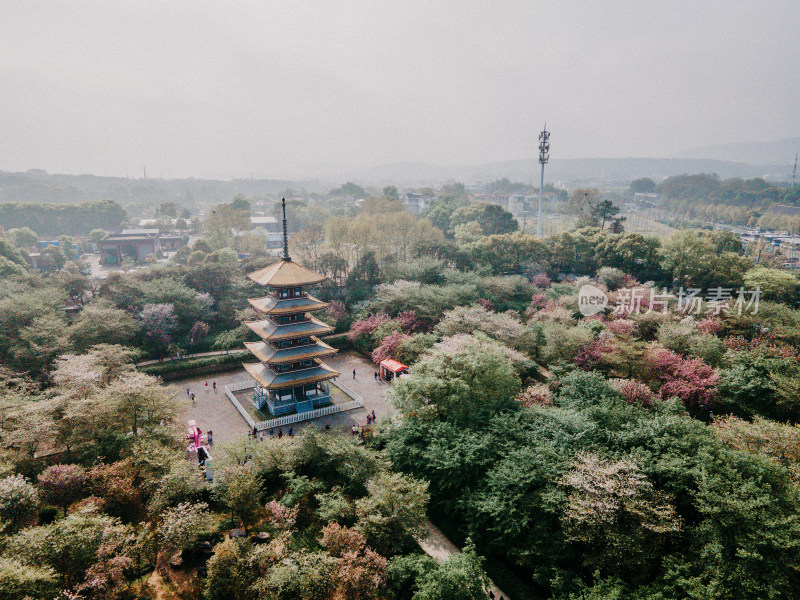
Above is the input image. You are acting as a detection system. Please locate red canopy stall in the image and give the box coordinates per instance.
[379,359,409,381]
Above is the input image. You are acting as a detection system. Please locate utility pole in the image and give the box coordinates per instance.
[537,124,550,238]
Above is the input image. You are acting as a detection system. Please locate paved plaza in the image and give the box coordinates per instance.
[177,351,395,444]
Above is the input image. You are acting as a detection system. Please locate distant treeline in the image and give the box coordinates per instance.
[657,173,800,206]
[0,199,127,236]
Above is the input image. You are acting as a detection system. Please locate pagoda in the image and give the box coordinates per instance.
[242,199,340,416]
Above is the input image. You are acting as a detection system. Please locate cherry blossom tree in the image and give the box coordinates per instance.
[371,331,410,365]
[347,313,392,342]
[559,453,681,574]
[515,384,553,407]
[265,500,299,533]
[649,347,719,410]
[609,378,657,407]
[37,464,86,514]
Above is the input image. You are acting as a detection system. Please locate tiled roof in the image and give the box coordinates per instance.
[248,259,327,287]
[244,338,337,364]
[244,316,335,341]
[248,294,328,315]
[243,360,340,390]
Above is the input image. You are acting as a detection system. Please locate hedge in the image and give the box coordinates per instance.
[139,351,248,380]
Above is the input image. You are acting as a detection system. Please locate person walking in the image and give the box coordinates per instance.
[190,392,196,405]
[207,430,213,446]
[213,381,217,392]
[269,428,274,437]
[371,409,376,421]
[277,429,283,439]
[186,387,190,398]
[288,427,293,437]
[352,369,356,379]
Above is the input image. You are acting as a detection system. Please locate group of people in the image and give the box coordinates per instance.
[186,380,217,405]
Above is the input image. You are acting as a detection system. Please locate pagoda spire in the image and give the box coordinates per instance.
[281,197,291,261]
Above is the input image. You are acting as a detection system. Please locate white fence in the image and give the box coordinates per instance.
[224,380,364,431]
[224,380,257,429]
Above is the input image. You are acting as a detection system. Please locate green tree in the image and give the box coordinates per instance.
[413,540,488,600]
[383,185,399,199]
[354,472,429,556]
[68,301,138,350]
[744,266,800,303]
[89,228,107,243]
[38,245,66,272]
[158,201,177,217]
[450,203,518,236]
[7,227,38,250]
[391,334,521,424]
[214,465,264,527]
[0,474,39,533]
[630,177,656,194]
[0,558,59,600]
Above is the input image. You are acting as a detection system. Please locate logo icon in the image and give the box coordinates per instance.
[578,285,608,317]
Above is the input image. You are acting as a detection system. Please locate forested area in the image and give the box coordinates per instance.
[649,173,800,232]
[0,199,127,236]
[2,183,800,599]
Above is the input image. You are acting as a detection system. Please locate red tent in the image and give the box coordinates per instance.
[379,358,409,380]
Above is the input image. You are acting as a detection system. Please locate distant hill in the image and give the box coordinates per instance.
[290,157,790,186]
[674,137,800,166]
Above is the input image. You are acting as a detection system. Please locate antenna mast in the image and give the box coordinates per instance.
[281,197,291,261]
[537,124,550,238]
[792,153,798,188]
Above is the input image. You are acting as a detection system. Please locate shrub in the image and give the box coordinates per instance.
[656,321,696,354]
[0,474,39,532]
[139,351,246,378]
[596,267,627,291]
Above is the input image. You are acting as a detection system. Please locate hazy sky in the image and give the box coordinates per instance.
[1,1,798,179]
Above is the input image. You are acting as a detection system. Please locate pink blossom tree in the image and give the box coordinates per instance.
[327,299,347,322]
[347,313,391,342]
[574,336,615,371]
[371,331,410,365]
[265,500,299,533]
[532,273,551,289]
[515,384,553,407]
[37,464,87,514]
[609,378,657,407]
[649,348,719,410]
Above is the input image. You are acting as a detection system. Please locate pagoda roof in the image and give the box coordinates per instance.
[244,316,335,341]
[248,294,328,316]
[243,360,340,390]
[244,338,337,364]
[248,259,327,287]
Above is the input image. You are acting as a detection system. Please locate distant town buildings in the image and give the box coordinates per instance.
[98,228,188,264]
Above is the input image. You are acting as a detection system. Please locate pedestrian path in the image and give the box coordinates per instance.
[418,520,511,600]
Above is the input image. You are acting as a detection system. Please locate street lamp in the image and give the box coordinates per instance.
[537,124,550,238]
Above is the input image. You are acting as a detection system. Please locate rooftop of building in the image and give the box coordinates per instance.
[247,259,327,287]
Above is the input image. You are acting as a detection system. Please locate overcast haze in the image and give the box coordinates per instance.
[2,1,799,179]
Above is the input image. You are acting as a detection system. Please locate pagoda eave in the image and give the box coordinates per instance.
[243,361,340,390]
[245,317,335,342]
[247,294,329,316]
[244,338,338,364]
